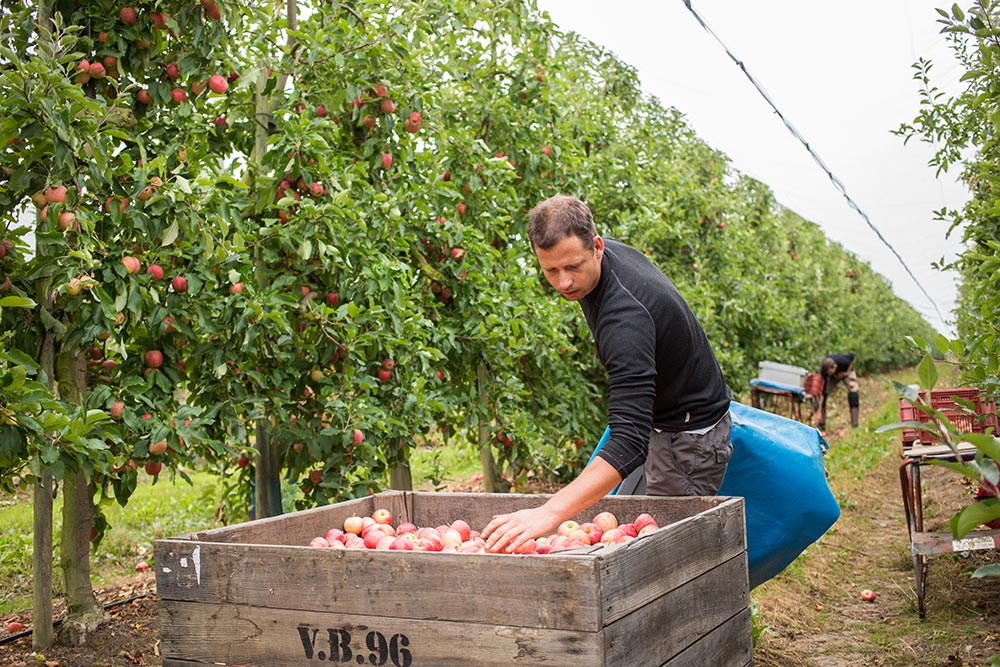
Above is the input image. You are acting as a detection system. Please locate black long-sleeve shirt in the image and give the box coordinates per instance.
[579,239,731,479]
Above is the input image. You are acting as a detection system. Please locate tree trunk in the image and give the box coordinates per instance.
[31,470,53,651]
[30,0,56,649]
[389,462,412,490]
[54,348,106,645]
[254,423,283,518]
[477,363,509,493]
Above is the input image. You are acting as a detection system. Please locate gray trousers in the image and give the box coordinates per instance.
[618,412,733,496]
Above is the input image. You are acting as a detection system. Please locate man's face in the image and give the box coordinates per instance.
[533,234,604,301]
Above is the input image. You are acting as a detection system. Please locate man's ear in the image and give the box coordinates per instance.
[593,235,604,259]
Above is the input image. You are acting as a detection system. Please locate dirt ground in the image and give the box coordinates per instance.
[1,372,999,666]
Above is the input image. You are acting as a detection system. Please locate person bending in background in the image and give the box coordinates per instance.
[818,352,860,430]
[482,194,733,554]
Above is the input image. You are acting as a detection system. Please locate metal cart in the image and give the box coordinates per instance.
[897,388,1000,617]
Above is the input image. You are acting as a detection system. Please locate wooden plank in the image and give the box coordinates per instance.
[154,540,604,631]
[660,607,753,667]
[159,599,603,667]
[180,495,379,545]
[598,498,746,623]
[911,529,1000,556]
[602,555,750,666]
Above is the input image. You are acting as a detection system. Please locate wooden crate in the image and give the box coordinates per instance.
[154,491,751,667]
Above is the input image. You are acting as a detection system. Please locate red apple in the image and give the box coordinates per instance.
[202,0,221,20]
[229,282,244,294]
[363,528,387,549]
[137,88,153,105]
[343,516,364,535]
[308,536,330,548]
[110,401,124,419]
[45,185,67,204]
[236,454,250,468]
[208,74,228,94]
[134,561,150,572]
[144,460,162,476]
[633,513,658,532]
[324,528,345,544]
[451,247,464,261]
[579,522,604,545]
[860,589,877,602]
[146,264,164,280]
[352,428,364,446]
[326,291,340,306]
[374,85,389,98]
[149,440,167,455]
[381,152,393,169]
[171,88,187,104]
[600,527,629,545]
[396,522,417,535]
[121,256,141,274]
[316,105,328,117]
[88,62,106,79]
[145,349,163,368]
[377,368,391,383]
[450,519,472,542]
[436,369,445,381]
[372,508,392,525]
[542,146,552,156]
[119,6,138,24]
[165,62,180,81]
[57,210,77,231]
[456,202,466,215]
[557,520,580,537]
[388,535,414,551]
[619,523,638,538]
[171,275,188,292]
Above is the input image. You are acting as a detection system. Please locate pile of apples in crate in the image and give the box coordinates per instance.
[307,509,661,555]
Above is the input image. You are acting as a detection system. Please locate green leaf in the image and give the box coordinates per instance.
[950,498,1000,539]
[971,563,1000,578]
[917,354,938,390]
[161,221,178,247]
[959,432,1000,462]
[0,296,35,308]
[934,333,951,355]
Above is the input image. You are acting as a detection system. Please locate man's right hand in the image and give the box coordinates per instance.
[482,456,623,554]
[482,506,562,554]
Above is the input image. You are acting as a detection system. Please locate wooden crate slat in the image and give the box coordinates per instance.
[603,555,750,666]
[659,607,753,667]
[160,599,604,667]
[155,540,603,631]
[598,498,746,623]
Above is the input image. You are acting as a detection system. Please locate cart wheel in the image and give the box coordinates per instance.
[914,552,927,618]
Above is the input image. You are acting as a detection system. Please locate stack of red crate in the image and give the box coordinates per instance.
[897,387,998,446]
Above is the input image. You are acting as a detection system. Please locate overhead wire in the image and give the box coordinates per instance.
[681,0,946,326]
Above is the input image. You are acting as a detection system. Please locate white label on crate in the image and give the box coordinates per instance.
[952,536,996,551]
[191,545,201,585]
[297,626,413,666]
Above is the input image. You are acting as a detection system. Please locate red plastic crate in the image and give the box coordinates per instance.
[898,388,999,445]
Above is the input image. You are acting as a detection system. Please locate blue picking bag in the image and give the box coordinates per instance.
[719,401,839,588]
[589,401,839,589]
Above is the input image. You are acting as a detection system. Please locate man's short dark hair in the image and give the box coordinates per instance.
[527,194,597,250]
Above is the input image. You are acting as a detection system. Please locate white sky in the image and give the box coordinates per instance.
[536,0,970,336]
